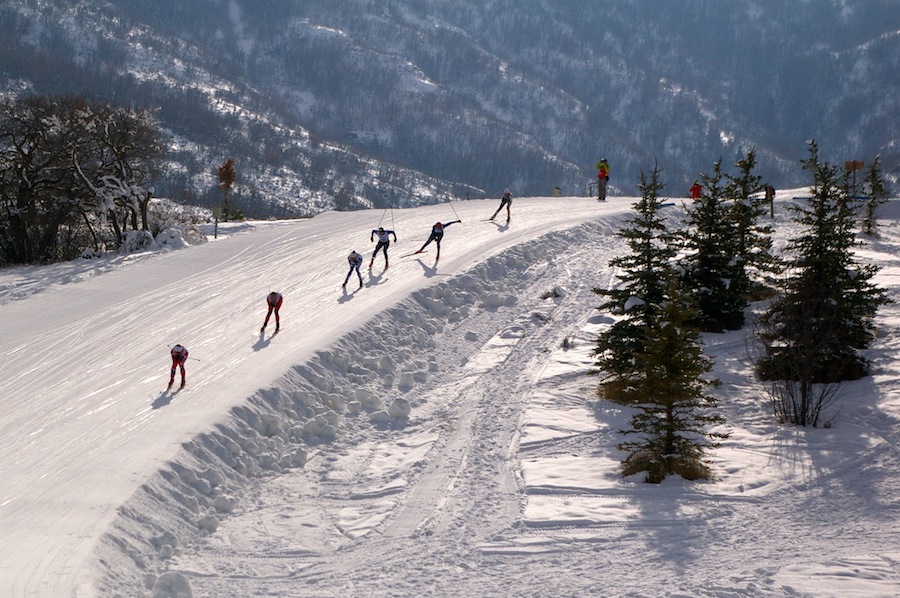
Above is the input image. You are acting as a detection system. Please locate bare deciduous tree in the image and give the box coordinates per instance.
[0,94,163,263]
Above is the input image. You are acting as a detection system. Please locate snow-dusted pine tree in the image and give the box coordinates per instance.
[592,161,677,403]
[724,148,778,302]
[861,155,888,238]
[593,162,726,482]
[756,141,889,425]
[617,276,727,483]
[680,159,746,332]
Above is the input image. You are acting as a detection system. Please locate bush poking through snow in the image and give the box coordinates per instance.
[540,286,564,300]
[197,514,219,534]
[213,495,238,514]
[389,398,412,419]
[151,571,193,598]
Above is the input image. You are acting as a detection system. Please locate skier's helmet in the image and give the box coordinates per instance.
[504,188,510,194]
[378,227,384,233]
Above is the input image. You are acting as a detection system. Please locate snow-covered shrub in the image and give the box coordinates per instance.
[197,514,219,534]
[151,571,193,598]
[389,398,411,419]
[154,228,190,251]
[147,197,208,246]
[120,230,155,254]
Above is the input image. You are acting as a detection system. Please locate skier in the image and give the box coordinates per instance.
[489,189,513,224]
[261,291,283,333]
[343,250,364,289]
[690,180,702,199]
[168,343,189,389]
[597,158,610,201]
[369,226,397,269]
[414,220,461,261]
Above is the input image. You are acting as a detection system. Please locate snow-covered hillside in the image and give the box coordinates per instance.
[2,194,900,597]
[6,0,900,209]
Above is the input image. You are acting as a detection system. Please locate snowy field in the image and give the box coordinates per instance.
[2,193,900,597]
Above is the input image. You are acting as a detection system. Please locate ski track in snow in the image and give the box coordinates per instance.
[5,196,900,597]
[93,213,633,597]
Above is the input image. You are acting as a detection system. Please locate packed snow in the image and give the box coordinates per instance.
[2,193,900,597]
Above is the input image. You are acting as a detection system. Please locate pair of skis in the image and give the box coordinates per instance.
[400,249,440,262]
[340,260,392,290]
[338,250,439,291]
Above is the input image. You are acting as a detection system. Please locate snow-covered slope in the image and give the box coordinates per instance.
[3,194,900,597]
[0,196,623,595]
[7,0,900,208]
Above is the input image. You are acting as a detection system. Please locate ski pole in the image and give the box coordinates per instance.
[447,196,461,222]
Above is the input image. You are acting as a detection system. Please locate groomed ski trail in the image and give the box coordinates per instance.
[144,221,623,597]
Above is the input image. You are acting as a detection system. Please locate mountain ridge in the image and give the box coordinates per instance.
[1,0,897,215]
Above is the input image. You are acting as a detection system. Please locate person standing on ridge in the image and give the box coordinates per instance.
[690,179,702,199]
[414,220,461,262]
[343,250,364,289]
[169,343,189,389]
[489,189,513,224]
[369,226,397,269]
[597,158,610,201]
[261,291,283,333]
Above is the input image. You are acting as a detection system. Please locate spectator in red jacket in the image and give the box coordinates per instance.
[597,159,610,201]
[690,180,703,199]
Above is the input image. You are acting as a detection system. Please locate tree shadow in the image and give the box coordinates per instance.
[587,396,704,575]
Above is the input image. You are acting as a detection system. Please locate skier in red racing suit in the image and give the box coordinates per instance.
[169,344,189,389]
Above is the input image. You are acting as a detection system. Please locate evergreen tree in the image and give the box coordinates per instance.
[861,155,888,238]
[217,158,238,221]
[724,148,778,301]
[680,159,746,332]
[593,162,676,403]
[757,142,889,421]
[593,162,727,483]
[618,275,727,483]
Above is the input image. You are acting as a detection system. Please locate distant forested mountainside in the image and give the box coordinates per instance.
[1,0,898,215]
